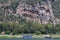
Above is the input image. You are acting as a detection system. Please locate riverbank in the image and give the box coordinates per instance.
[0,35,23,38]
[32,34,60,39]
[0,34,60,39]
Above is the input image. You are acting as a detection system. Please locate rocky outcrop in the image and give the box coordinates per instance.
[16,1,57,24]
[0,0,59,24]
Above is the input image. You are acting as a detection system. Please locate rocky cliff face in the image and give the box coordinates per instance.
[0,0,60,24]
[16,1,59,24]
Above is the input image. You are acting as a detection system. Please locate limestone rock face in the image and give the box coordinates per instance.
[16,1,55,24]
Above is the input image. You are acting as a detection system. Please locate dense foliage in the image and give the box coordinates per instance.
[0,21,60,35]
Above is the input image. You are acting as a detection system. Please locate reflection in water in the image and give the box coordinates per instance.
[0,38,60,40]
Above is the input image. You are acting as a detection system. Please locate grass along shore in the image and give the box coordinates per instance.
[0,34,60,38]
[32,34,60,39]
[0,35,23,38]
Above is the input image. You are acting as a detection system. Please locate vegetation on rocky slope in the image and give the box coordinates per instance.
[0,0,60,35]
[52,0,60,19]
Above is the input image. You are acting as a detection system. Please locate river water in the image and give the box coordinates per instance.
[0,38,60,40]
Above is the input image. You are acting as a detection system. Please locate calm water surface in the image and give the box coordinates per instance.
[0,38,60,40]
